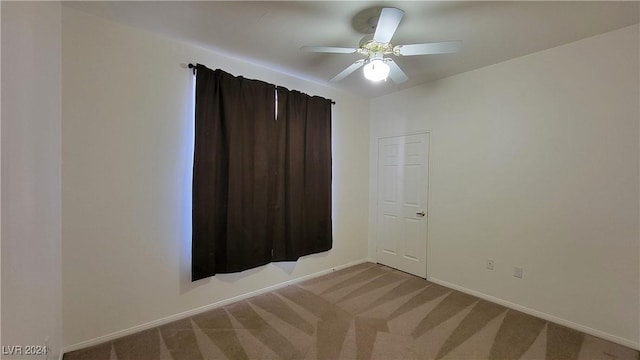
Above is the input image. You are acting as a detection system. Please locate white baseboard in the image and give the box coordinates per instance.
[428,276,640,351]
[61,258,372,356]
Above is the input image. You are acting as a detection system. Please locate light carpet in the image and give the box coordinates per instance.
[63,262,639,360]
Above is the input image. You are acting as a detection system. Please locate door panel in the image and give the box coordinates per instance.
[381,214,398,254]
[376,133,429,278]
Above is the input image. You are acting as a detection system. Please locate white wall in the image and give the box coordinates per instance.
[61,6,370,348]
[1,2,63,359]
[370,24,640,348]
[9,2,635,353]
[1,0,3,350]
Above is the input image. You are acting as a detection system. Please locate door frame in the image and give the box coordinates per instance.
[374,130,432,279]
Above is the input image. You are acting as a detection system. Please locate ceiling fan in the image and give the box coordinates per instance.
[301,7,462,84]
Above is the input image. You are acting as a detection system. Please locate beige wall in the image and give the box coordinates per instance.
[1,2,63,359]
[369,24,640,348]
[61,6,370,349]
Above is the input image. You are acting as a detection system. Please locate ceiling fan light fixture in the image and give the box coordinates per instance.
[363,59,390,81]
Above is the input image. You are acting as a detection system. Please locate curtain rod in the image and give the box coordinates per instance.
[188,63,336,105]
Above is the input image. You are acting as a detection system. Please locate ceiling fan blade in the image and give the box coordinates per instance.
[395,41,462,56]
[331,60,365,82]
[386,59,408,84]
[373,8,405,44]
[300,46,358,54]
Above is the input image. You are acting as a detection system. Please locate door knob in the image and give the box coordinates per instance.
[416,211,425,217]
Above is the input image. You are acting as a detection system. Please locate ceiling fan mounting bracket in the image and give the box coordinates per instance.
[352,6,384,34]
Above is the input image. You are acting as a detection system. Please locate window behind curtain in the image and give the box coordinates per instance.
[272,87,332,261]
[192,66,332,281]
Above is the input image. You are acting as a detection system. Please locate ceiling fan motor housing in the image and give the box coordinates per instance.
[359,39,394,56]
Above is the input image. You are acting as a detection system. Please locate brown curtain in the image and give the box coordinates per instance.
[272,88,333,261]
[192,66,332,281]
[192,66,277,280]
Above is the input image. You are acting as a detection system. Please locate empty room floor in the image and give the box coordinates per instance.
[64,262,639,360]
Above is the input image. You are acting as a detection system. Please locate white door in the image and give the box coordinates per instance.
[376,133,429,278]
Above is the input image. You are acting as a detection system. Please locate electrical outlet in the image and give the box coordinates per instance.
[514,267,523,279]
[486,259,494,270]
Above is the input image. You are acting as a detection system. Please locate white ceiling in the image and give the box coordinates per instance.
[65,1,639,98]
